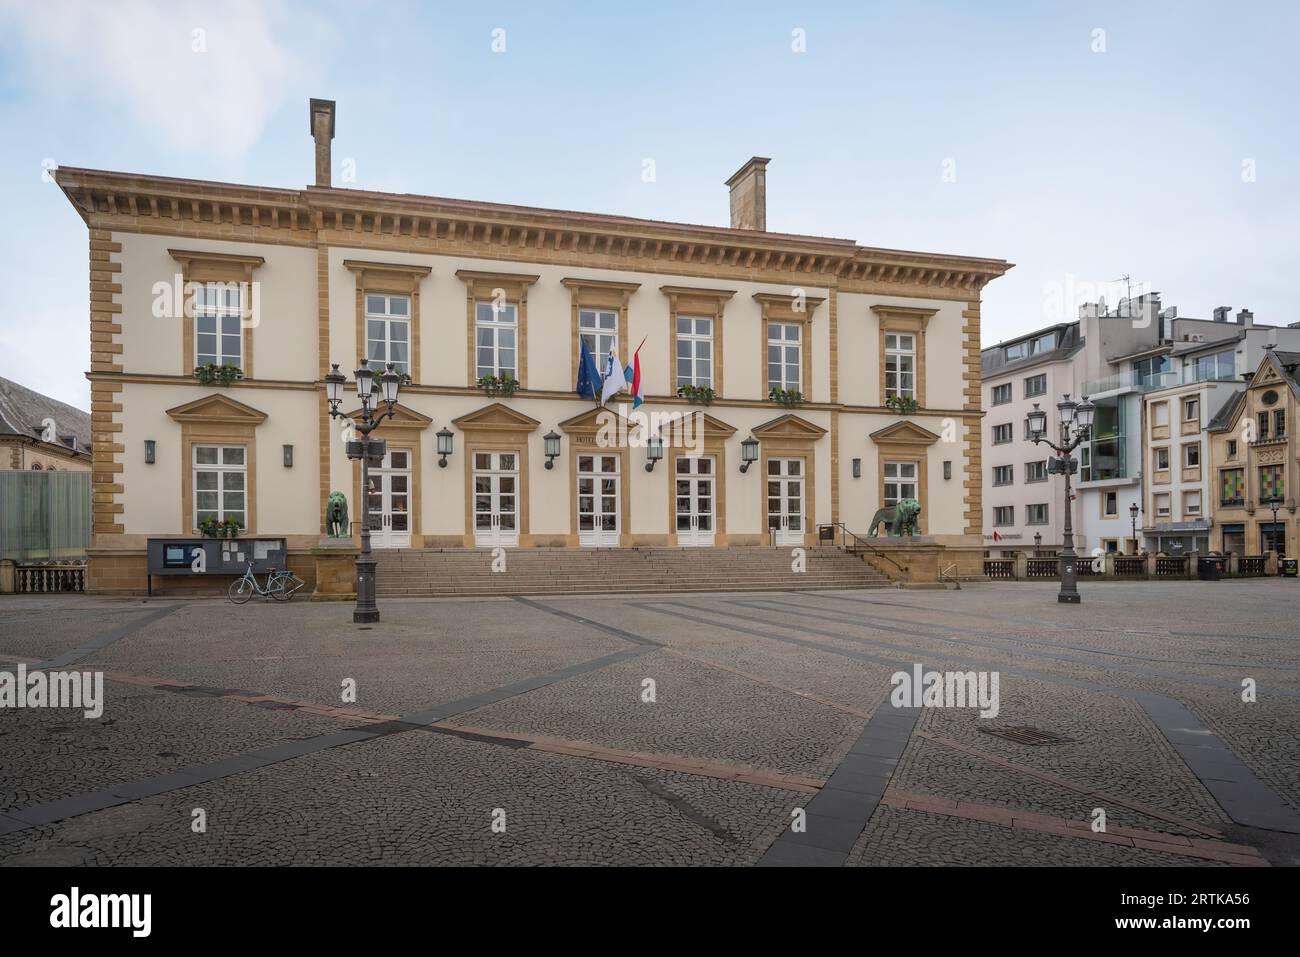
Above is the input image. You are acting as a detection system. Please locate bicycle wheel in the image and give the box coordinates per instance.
[228,578,254,604]
[270,574,302,601]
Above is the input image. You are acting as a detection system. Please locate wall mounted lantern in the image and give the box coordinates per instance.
[739,436,760,473]
[852,457,861,479]
[543,430,562,470]
[283,444,294,468]
[436,428,454,468]
[144,440,156,464]
[645,435,664,472]
[943,460,952,480]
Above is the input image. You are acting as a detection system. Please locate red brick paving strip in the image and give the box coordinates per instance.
[880,788,1267,866]
[915,730,1226,839]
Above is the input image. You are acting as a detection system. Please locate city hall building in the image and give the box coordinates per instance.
[55,99,1010,593]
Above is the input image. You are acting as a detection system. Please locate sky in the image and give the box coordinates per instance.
[1,0,1296,410]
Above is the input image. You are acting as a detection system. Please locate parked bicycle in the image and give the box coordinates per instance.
[227,562,305,604]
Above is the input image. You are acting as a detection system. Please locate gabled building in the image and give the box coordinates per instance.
[0,376,91,471]
[1208,350,1300,558]
[53,99,1011,592]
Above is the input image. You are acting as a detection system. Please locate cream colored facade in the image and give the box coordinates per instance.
[55,100,1010,590]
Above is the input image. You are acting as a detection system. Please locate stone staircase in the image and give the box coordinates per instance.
[373,546,894,597]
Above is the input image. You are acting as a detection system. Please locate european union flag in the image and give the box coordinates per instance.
[576,338,602,399]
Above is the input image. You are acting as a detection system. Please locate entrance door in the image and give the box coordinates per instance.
[367,448,411,548]
[577,453,620,547]
[766,457,804,546]
[675,455,715,546]
[473,451,519,547]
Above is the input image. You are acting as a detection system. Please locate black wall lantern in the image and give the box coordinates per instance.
[436,427,454,468]
[144,439,156,464]
[739,436,759,473]
[645,434,663,472]
[943,460,952,480]
[543,430,562,469]
[852,457,861,479]
[283,444,294,468]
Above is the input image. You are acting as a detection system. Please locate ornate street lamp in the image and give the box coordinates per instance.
[1129,501,1140,555]
[325,359,401,624]
[645,434,664,472]
[436,427,454,468]
[739,436,760,473]
[1033,532,1042,556]
[543,430,561,470]
[1267,495,1284,571]
[1028,394,1094,604]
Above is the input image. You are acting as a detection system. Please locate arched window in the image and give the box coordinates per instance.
[31,464,43,470]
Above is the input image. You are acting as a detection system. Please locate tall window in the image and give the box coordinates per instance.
[1154,492,1171,516]
[367,294,411,376]
[1183,397,1199,422]
[1221,468,1244,506]
[1275,410,1286,438]
[1184,443,1200,468]
[194,445,246,529]
[1184,490,1202,516]
[676,316,713,388]
[1154,447,1169,471]
[768,322,801,392]
[1260,465,1285,503]
[195,282,243,368]
[884,461,917,507]
[579,308,617,365]
[475,300,517,379]
[1104,491,1117,516]
[1258,412,1271,439]
[884,333,916,400]
[1024,373,1047,398]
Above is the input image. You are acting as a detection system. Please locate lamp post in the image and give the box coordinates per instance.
[1028,393,1095,604]
[1033,532,1042,556]
[1129,501,1140,555]
[325,359,401,624]
[1267,495,1284,571]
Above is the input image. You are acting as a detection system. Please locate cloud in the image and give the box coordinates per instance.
[0,0,321,160]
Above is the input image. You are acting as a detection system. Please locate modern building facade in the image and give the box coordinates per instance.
[55,99,1011,592]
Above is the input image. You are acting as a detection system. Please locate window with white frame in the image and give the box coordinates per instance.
[366,294,411,376]
[1184,442,1200,468]
[884,333,916,400]
[1154,446,1169,471]
[676,316,713,388]
[1153,402,1169,428]
[193,445,246,529]
[1104,491,1117,516]
[883,461,917,506]
[1026,503,1049,525]
[1154,492,1171,516]
[993,505,1014,526]
[579,308,617,367]
[195,282,243,368]
[768,322,801,392]
[992,465,1013,486]
[1025,460,1048,483]
[1184,490,1202,515]
[1183,397,1199,422]
[475,300,517,379]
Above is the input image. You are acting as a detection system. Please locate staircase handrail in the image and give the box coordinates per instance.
[824,522,908,575]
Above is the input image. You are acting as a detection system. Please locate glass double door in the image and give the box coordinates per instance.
[767,457,805,546]
[675,455,715,546]
[367,448,411,548]
[473,451,519,547]
[577,453,620,547]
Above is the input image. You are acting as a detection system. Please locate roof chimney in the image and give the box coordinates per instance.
[725,157,770,231]
[1236,308,1253,326]
[1212,305,1231,322]
[309,98,336,187]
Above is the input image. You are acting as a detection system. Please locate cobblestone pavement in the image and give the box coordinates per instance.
[1,579,1297,866]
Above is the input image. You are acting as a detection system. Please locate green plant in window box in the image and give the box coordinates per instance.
[194,362,243,386]
[677,384,717,406]
[198,516,243,540]
[477,374,518,397]
[885,394,920,415]
[769,387,803,409]
[368,369,413,393]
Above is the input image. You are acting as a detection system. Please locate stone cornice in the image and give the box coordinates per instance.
[54,166,1013,292]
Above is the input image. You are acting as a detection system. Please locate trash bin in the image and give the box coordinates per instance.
[1282,558,1298,578]
[1198,557,1223,581]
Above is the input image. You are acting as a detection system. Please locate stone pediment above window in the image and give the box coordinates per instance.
[341,402,432,432]
[868,420,941,447]
[165,393,268,425]
[752,413,827,442]
[452,403,541,434]
[168,248,265,282]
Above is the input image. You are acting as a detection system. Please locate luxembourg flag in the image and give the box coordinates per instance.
[623,337,646,410]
